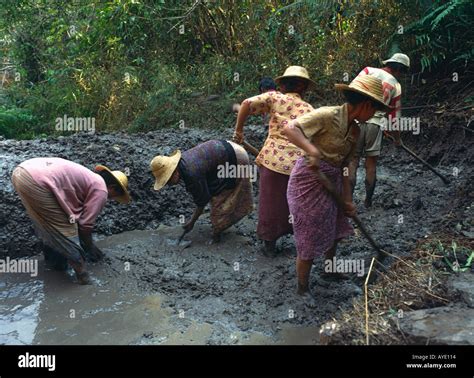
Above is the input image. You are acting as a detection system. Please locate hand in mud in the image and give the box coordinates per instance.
[343,201,357,217]
[232,131,244,144]
[86,244,104,262]
[182,220,195,233]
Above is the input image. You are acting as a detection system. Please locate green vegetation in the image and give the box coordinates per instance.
[403,0,473,71]
[436,240,474,273]
[0,0,472,139]
[0,106,37,139]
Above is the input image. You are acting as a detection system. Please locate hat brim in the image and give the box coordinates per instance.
[334,83,393,112]
[274,75,317,90]
[382,58,410,69]
[152,150,181,191]
[95,165,131,204]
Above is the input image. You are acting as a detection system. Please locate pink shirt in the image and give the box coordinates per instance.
[20,157,108,231]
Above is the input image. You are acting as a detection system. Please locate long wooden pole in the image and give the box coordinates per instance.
[241,140,260,157]
[399,141,450,185]
[315,169,389,261]
[386,135,450,185]
[365,257,376,345]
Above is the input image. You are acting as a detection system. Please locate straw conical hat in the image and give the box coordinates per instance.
[150,150,182,191]
[335,75,393,111]
[95,165,131,204]
[274,66,316,89]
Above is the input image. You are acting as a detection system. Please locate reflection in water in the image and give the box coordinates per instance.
[0,279,44,344]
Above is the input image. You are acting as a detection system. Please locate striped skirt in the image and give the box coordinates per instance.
[287,158,353,260]
[210,141,254,234]
[11,166,85,264]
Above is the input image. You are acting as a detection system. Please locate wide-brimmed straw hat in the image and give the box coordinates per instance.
[382,53,410,69]
[274,66,317,89]
[95,165,131,204]
[150,150,182,191]
[335,75,393,111]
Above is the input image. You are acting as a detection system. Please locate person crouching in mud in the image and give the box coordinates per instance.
[11,157,130,284]
[150,140,254,243]
[282,75,391,304]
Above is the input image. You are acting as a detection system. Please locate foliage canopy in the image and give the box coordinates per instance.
[0,0,472,138]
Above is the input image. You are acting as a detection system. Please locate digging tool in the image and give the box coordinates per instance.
[177,229,188,244]
[178,229,192,250]
[167,228,192,251]
[241,140,260,157]
[314,167,389,261]
[386,135,450,185]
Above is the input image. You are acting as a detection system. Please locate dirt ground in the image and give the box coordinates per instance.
[0,121,472,344]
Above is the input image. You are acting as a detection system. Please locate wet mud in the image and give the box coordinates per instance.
[0,125,472,344]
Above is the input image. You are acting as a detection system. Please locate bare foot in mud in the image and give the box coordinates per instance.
[262,248,279,258]
[206,233,221,245]
[86,245,104,262]
[179,240,192,249]
[297,290,318,308]
[262,240,279,257]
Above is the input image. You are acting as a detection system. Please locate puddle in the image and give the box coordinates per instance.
[0,276,43,344]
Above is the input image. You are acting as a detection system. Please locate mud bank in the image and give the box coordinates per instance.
[0,124,472,344]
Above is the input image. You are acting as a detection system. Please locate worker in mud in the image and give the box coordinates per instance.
[11,157,130,284]
[348,53,410,208]
[233,66,315,257]
[282,75,391,304]
[150,139,253,242]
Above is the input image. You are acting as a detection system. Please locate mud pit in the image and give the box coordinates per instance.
[0,125,472,345]
[1,225,327,345]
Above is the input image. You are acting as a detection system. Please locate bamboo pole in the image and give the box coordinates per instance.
[365,257,376,345]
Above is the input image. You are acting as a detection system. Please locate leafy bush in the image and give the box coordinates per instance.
[399,0,474,71]
[0,106,37,139]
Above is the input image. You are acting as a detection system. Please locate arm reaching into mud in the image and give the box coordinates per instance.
[233,101,251,143]
[282,121,321,168]
[78,228,104,262]
[183,206,205,232]
[234,93,273,143]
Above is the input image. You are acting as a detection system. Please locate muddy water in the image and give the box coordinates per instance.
[0,258,175,345]
[0,226,323,345]
[0,273,43,344]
